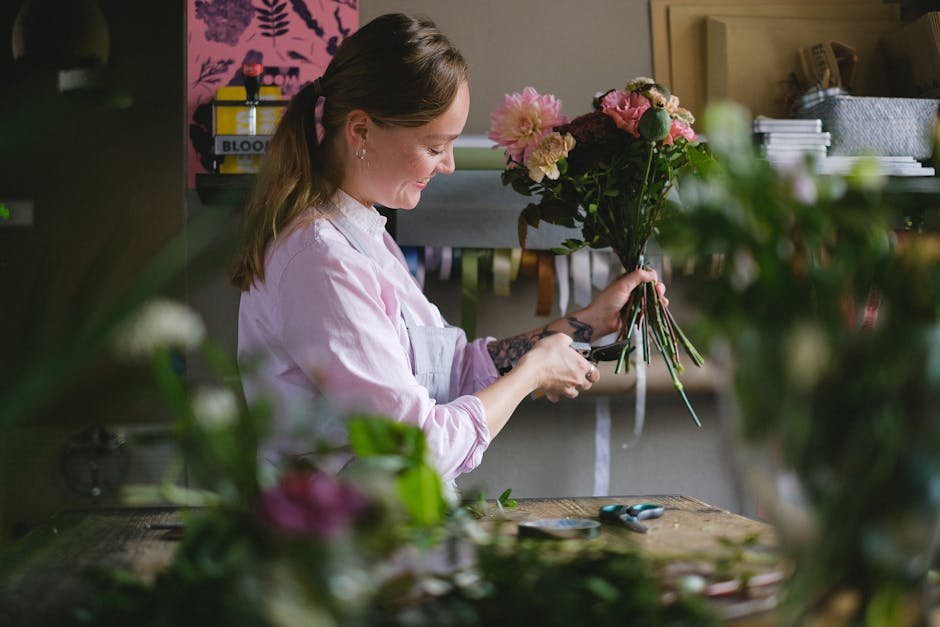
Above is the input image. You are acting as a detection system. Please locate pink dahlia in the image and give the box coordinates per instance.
[600,90,651,138]
[488,87,567,164]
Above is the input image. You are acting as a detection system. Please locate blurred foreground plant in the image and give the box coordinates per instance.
[79,299,718,627]
[660,102,940,626]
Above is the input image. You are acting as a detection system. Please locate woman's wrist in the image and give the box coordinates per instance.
[566,308,611,341]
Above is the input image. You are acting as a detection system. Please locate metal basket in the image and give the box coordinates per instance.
[795,95,939,159]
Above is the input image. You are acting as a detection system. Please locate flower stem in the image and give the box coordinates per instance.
[632,143,656,262]
[663,305,705,367]
[650,324,702,428]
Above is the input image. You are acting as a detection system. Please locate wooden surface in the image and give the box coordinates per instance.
[484,494,773,555]
[0,498,781,626]
[0,508,181,627]
[483,495,783,625]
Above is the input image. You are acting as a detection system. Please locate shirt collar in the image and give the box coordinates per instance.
[330,188,388,238]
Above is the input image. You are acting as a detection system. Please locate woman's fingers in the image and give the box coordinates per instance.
[656,280,669,307]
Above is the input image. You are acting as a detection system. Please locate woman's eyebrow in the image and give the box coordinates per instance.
[422,133,460,142]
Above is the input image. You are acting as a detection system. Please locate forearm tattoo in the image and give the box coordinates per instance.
[487,317,594,374]
[566,316,593,342]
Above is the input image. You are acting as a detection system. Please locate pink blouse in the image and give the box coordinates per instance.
[237,190,498,481]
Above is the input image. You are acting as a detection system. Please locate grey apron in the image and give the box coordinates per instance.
[328,214,460,404]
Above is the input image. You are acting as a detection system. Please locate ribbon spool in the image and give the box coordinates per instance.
[517,518,600,540]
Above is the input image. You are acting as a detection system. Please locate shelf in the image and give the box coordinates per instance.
[194,173,255,207]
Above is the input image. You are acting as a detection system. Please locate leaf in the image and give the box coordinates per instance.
[347,415,425,463]
[397,464,445,527]
[510,174,535,196]
[537,197,578,226]
[497,488,517,508]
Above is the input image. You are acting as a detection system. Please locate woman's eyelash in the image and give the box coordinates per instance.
[427,147,444,156]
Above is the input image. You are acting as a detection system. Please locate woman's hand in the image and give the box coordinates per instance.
[516,333,598,402]
[574,268,668,339]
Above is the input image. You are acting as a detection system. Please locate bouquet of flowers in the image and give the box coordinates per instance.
[488,78,710,424]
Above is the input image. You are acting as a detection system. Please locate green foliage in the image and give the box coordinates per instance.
[349,415,447,528]
[497,488,517,509]
[660,101,940,624]
[442,540,717,627]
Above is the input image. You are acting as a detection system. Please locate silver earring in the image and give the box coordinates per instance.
[355,148,366,160]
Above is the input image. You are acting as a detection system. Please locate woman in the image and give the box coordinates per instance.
[231,13,664,482]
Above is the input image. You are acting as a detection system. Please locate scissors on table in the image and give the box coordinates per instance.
[598,503,665,534]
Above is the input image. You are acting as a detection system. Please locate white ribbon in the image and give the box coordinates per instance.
[554,254,570,315]
[571,248,592,307]
[592,396,612,497]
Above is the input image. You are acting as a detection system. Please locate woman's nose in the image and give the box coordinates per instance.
[438,148,456,175]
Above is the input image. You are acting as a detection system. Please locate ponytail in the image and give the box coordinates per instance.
[230,13,469,291]
[230,76,339,291]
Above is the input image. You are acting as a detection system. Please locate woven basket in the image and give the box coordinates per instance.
[795,96,939,159]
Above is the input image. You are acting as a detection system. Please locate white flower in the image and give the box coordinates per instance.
[191,386,239,429]
[113,298,206,359]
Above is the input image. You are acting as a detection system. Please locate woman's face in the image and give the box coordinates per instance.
[345,81,470,210]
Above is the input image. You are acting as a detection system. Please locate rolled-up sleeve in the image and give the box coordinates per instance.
[276,238,491,482]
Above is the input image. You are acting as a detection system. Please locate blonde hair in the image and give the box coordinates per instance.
[231,13,470,290]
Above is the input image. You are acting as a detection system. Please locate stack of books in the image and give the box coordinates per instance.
[753,116,830,165]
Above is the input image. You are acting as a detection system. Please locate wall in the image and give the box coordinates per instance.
[361,0,654,135]
[0,1,186,537]
[349,1,749,513]
[0,1,752,540]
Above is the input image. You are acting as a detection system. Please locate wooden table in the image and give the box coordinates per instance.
[0,508,181,627]
[481,495,783,625]
[0,497,782,626]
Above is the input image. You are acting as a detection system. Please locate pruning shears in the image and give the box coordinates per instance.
[571,339,635,363]
[598,503,665,534]
[531,340,636,400]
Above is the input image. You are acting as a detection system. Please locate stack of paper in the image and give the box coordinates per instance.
[754,117,830,165]
[753,117,935,176]
[816,155,935,177]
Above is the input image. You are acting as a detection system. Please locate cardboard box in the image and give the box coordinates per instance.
[881,12,940,98]
[706,15,897,118]
[649,0,899,116]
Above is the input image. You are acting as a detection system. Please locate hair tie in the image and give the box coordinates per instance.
[298,77,323,106]
[297,77,327,144]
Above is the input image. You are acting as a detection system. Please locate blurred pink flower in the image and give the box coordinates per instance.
[259,470,369,537]
[488,87,567,164]
[600,90,651,138]
[665,118,698,145]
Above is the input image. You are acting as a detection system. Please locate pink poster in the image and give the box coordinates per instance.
[186,0,359,188]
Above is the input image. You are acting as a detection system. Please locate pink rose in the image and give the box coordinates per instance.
[488,87,567,164]
[258,470,369,538]
[600,90,651,138]
[664,118,698,145]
